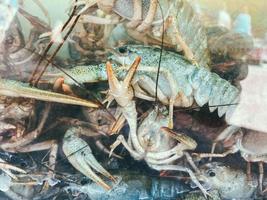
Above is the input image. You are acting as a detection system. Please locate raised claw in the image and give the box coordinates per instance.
[63,127,115,190]
[106,56,141,107]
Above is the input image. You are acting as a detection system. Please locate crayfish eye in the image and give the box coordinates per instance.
[118,46,128,54]
[207,170,216,177]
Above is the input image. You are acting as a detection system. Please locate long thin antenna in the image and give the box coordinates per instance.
[155,0,165,108]
[174,103,239,112]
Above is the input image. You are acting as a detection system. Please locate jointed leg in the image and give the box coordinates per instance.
[110,135,143,160]
[137,0,158,32]
[79,14,120,25]
[127,0,142,28]
[184,152,200,174]
[146,153,183,165]
[209,125,240,161]
[95,140,123,159]
[167,16,196,65]
[145,145,183,160]
[194,148,237,159]
[135,75,169,104]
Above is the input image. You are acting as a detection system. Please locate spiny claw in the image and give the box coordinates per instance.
[0,79,99,108]
[106,57,141,107]
[160,127,197,150]
[106,56,141,91]
[63,127,115,190]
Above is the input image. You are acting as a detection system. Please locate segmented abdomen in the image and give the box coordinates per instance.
[188,67,240,118]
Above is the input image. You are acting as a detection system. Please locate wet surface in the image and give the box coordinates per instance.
[1,1,267,200]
